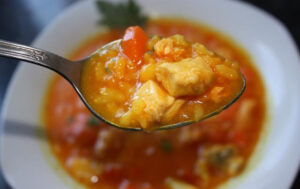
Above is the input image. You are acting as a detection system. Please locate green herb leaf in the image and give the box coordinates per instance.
[161,139,173,153]
[105,66,111,73]
[96,0,148,29]
[87,116,100,127]
[67,116,74,124]
[146,50,153,55]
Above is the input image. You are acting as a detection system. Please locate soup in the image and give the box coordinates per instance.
[44,18,265,189]
[81,26,244,130]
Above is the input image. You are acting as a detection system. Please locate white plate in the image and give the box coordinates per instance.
[1,0,300,188]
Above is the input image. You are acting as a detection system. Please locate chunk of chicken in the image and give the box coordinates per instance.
[156,57,214,97]
[120,80,175,128]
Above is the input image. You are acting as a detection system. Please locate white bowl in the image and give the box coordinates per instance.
[1,0,300,188]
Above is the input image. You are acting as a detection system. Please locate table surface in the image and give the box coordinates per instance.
[0,0,299,188]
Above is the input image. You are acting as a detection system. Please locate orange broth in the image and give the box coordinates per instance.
[44,19,265,189]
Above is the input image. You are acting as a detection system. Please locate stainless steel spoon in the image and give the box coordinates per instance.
[0,39,246,131]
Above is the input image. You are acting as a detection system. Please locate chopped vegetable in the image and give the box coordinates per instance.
[105,66,111,74]
[121,26,148,63]
[161,139,173,153]
[67,116,74,124]
[87,116,100,127]
[146,50,153,55]
[96,0,148,29]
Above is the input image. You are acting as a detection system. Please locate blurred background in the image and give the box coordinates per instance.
[0,0,299,188]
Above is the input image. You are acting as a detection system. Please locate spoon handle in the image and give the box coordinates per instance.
[0,39,76,77]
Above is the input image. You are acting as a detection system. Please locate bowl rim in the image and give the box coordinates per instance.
[1,0,300,188]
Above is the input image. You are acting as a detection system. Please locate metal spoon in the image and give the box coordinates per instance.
[0,39,246,131]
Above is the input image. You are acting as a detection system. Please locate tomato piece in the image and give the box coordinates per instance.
[121,26,148,64]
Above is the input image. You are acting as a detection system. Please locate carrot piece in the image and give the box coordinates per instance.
[121,26,148,64]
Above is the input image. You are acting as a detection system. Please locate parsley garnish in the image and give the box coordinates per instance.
[87,116,100,127]
[67,116,74,124]
[146,50,153,55]
[96,0,148,29]
[161,139,173,153]
[105,66,111,73]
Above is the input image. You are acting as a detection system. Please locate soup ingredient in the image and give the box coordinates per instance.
[120,80,175,128]
[87,116,100,127]
[161,139,173,153]
[96,0,147,29]
[195,145,244,180]
[81,26,244,130]
[155,57,214,97]
[154,34,189,60]
[122,26,148,63]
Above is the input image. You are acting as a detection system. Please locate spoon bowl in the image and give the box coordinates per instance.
[0,39,246,131]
